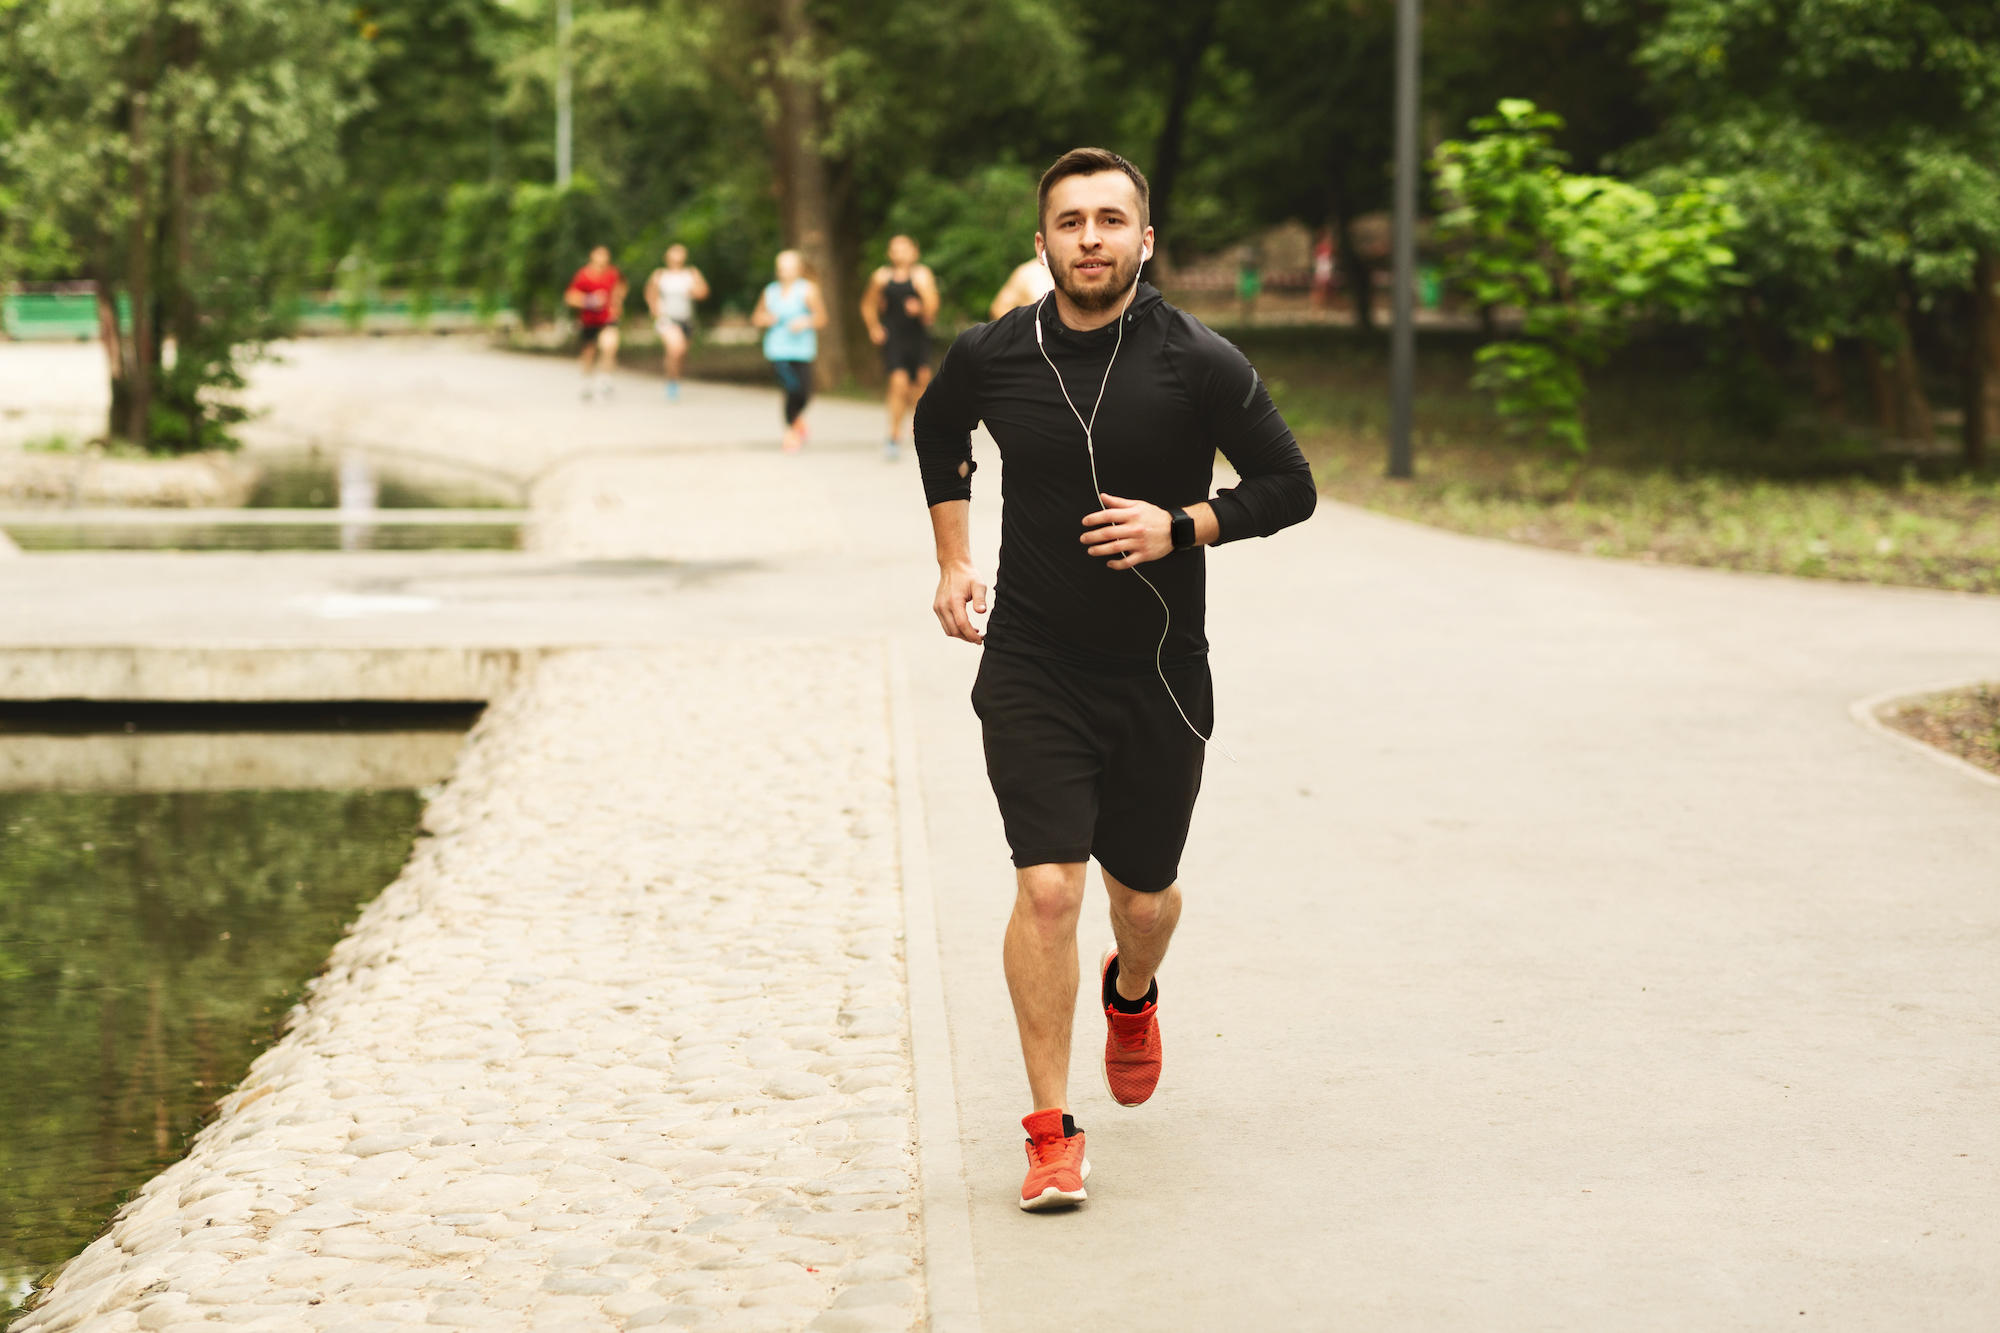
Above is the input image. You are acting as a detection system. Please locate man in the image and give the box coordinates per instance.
[989,252,1055,319]
[564,245,627,400]
[860,235,941,462]
[913,148,1316,1211]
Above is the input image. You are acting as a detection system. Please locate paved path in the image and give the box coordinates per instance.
[7,339,2000,1329]
[907,500,2000,1331]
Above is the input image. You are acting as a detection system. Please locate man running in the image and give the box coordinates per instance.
[989,252,1055,319]
[860,234,940,462]
[913,148,1316,1211]
[564,245,626,400]
[645,243,709,402]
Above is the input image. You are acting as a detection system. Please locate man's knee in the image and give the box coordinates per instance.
[1014,863,1086,929]
[1105,873,1175,933]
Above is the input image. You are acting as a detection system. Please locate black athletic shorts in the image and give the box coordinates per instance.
[579,322,615,347]
[882,333,930,378]
[970,647,1212,893]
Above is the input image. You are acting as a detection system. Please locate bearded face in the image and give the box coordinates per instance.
[1050,244,1143,313]
[1038,171,1152,316]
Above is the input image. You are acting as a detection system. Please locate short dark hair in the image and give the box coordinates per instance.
[1038,147,1150,231]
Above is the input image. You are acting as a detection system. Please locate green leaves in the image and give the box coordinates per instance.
[1437,99,1740,454]
[3,0,364,450]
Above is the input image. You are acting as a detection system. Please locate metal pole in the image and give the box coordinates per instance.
[1388,0,1420,479]
[555,0,573,188]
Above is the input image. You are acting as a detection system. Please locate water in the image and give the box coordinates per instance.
[0,704,469,1322]
[0,450,522,552]
[246,452,516,512]
[1,521,520,552]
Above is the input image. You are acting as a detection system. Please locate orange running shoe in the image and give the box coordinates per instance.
[1018,1108,1089,1211]
[1099,945,1163,1107]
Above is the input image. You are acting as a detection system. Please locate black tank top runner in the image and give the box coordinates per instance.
[882,273,924,339]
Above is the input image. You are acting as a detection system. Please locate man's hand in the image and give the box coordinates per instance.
[1080,493,1173,571]
[868,325,887,346]
[933,562,989,644]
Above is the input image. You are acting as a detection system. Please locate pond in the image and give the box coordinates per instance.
[1,519,521,553]
[0,451,524,553]
[0,702,474,1323]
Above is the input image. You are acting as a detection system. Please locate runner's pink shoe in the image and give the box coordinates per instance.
[1018,1108,1089,1211]
[1100,945,1163,1107]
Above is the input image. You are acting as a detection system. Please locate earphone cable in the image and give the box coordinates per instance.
[1032,270,1234,761]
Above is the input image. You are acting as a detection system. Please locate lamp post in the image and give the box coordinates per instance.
[555,0,573,188]
[1388,0,1420,479]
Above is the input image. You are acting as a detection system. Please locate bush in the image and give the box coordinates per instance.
[874,163,1043,327]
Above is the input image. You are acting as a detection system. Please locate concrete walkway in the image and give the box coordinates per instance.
[7,339,2000,1329]
[908,501,2000,1330]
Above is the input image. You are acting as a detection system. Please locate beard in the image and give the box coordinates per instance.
[1051,249,1143,313]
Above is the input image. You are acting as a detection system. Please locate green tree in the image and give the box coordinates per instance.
[3,0,362,452]
[1607,0,2000,466]
[1435,99,1739,457]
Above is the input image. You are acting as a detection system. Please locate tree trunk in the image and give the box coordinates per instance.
[1808,342,1846,424]
[825,163,873,388]
[1965,251,1999,470]
[98,278,131,443]
[1147,0,1221,249]
[1866,341,1897,437]
[1892,313,1932,445]
[768,0,851,385]
[125,89,155,449]
[1867,314,1932,443]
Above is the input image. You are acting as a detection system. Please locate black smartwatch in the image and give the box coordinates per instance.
[1168,507,1197,551]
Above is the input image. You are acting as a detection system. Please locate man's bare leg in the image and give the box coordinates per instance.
[1104,869,1181,1002]
[1003,861,1087,1110]
[885,369,909,437]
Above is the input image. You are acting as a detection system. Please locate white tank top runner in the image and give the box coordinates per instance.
[655,270,696,323]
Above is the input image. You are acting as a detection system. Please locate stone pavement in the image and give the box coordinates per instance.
[9,343,938,1331]
[7,338,2000,1330]
[18,645,918,1333]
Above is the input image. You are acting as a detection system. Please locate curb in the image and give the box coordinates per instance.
[886,639,983,1333]
[1849,678,2000,790]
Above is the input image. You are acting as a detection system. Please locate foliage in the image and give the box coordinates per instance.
[1435,100,1739,454]
[1610,0,2000,342]
[502,175,618,325]
[1259,335,2000,594]
[874,164,1042,326]
[2,0,362,452]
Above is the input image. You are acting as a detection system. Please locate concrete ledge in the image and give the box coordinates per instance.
[0,644,540,702]
[0,728,464,791]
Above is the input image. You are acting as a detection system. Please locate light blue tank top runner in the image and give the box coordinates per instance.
[761,280,817,362]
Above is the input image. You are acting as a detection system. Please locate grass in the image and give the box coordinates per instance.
[1236,326,2000,596]
[1882,685,2000,777]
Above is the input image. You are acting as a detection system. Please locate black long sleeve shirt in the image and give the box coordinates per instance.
[914,283,1317,674]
